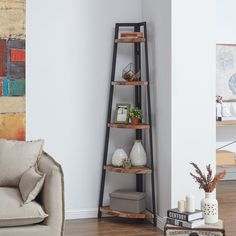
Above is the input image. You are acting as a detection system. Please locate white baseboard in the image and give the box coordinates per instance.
[65,208,98,219]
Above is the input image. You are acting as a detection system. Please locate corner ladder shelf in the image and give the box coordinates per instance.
[98,22,157,226]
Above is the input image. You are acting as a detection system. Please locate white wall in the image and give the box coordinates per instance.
[171,0,216,208]
[142,0,216,217]
[216,0,236,44]
[27,0,216,222]
[142,0,172,218]
[26,0,142,219]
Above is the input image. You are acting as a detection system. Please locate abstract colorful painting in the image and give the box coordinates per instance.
[0,0,25,140]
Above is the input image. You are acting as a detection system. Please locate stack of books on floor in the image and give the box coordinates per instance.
[166,208,204,228]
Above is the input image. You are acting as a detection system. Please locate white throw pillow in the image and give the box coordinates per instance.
[19,165,46,204]
[0,139,44,187]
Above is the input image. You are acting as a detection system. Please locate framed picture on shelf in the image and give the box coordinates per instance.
[114,104,130,124]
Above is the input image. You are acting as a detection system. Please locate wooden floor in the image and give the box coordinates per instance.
[217,180,236,236]
[65,180,236,236]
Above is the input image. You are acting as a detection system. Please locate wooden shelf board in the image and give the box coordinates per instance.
[217,121,236,126]
[222,99,236,102]
[112,81,148,86]
[108,123,150,129]
[100,207,153,219]
[217,164,236,168]
[104,165,152,174]
[115,38,145,43]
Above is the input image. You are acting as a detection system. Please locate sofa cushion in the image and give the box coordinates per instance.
[19,165,46,204]
[0,139,44,186]
[0,187,48,227]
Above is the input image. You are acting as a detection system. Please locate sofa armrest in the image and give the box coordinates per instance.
[38,151,65,235]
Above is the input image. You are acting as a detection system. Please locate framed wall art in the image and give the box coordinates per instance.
[0,0,25,140]
[217,44,236,101]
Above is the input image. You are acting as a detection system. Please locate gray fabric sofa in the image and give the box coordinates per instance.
[0,152,65,236]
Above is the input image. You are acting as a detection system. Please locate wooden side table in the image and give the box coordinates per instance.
[164,220,225,236]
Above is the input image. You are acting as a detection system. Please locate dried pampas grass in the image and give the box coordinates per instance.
[190,162,226,192]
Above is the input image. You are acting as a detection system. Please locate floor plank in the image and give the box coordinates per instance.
[65,218,162,236]
[217,180,236,236]
[65,180,236,236]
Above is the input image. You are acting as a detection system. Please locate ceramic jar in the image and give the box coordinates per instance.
[201,192,218,224]
[112,148,128,167]
[130,140,147,166]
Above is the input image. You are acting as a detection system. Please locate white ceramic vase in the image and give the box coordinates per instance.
[201,192,218,224]
[112,148,128,167]
[130,140,147,167]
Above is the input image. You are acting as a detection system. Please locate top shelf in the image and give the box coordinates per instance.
[112,81,148,86]
[115,38,145,43]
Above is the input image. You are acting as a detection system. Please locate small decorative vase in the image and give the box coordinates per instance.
[112,148,128,167]
[131,117,139,125]
[130,140,147,166]
[201,192,218,224]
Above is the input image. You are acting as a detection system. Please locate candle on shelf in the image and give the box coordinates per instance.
[178,200,186,213]
[186,194,195,212]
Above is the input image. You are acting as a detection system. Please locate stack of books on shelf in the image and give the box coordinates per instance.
[166,208,204,228]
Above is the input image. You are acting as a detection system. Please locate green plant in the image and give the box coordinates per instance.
[128,107,143,120]
[122,158,132,169]
[190,162,226,192]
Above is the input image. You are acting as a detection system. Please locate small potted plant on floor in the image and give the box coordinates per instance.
[129,107,143,125]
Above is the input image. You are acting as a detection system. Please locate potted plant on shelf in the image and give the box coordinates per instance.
[129,107,143,125]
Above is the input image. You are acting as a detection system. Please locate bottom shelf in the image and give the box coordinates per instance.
[100,206,153,219]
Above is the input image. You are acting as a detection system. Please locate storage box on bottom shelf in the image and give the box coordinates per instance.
[109,191,146,214]
[164,220,225,236]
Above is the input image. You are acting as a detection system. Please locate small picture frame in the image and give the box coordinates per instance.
[114,104,130,124]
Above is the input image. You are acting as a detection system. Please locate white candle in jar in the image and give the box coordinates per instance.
[178,200,186,213]
[186,194,195,212]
